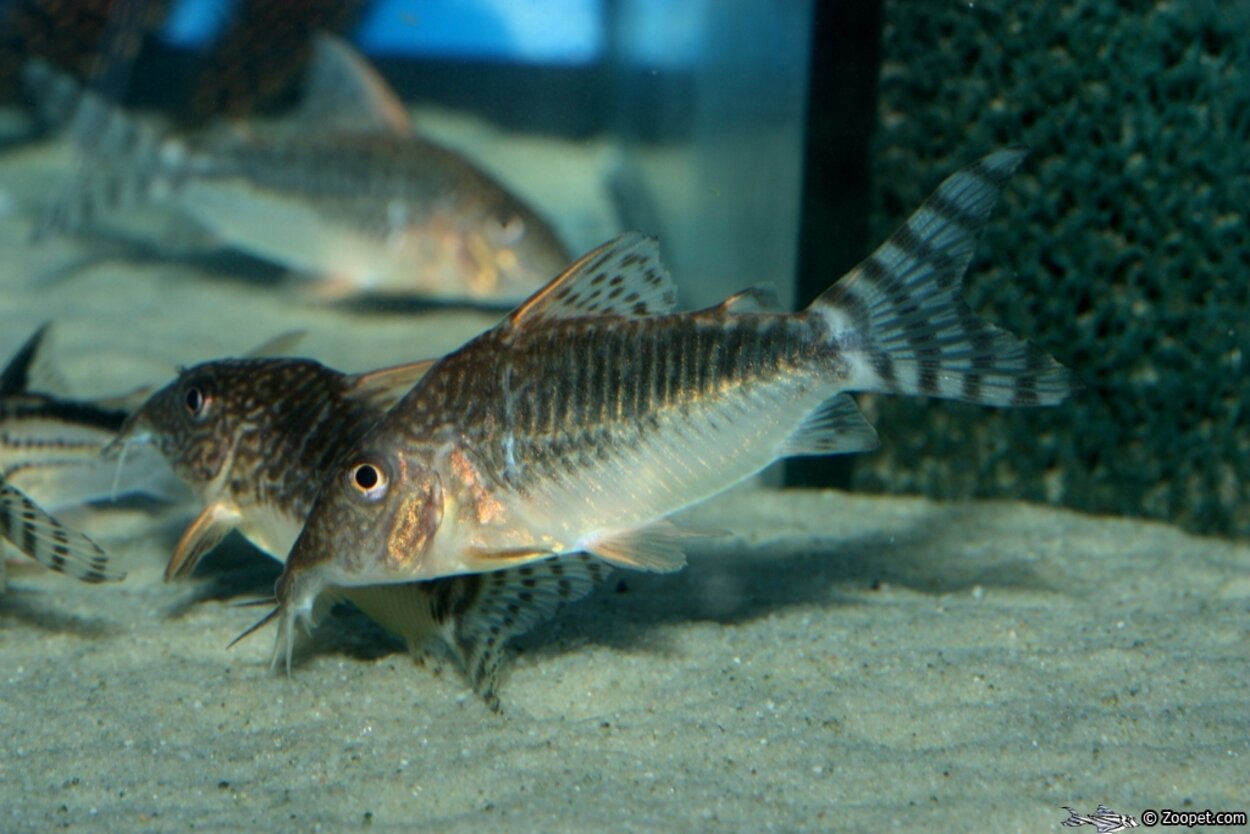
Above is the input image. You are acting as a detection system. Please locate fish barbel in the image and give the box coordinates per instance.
[113,346,607,704]
[261,149,1078,669]
[23,35,570,302]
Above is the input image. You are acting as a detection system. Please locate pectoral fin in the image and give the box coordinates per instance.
[464,545,558,569]
[165,500,242,581]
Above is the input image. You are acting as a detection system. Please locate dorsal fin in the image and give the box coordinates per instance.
[709,284,781,315]
[346,358,437,412]
[297,34,412,136]
[501,232,678,335]
[0,323,51,396]
[243,330,306,358]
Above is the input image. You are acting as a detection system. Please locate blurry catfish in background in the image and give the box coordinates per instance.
[110,347,607,706]
[0,323,182,511]
[23,35,572,303]
[259,150,1080,670]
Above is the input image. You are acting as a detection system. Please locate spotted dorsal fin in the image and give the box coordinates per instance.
[0,323,51,396]
[346,358,438,412]
[0,483,123,583]
[297,33,412,136]
[501,232,677,335]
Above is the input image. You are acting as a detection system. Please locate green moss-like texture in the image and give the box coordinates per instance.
[852,0,1250,534]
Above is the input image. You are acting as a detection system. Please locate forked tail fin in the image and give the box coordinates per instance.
[21,59,167,238]
[811,149,1076,407]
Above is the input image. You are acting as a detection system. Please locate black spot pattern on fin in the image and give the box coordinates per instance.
[443,554,610,707]
[503,233,678,332]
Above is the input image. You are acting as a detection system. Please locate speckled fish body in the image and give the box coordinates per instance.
[270,150,1078,660]
[23,36,570,302]
[117,353,607,704]
[0,324,174,510]
[122,358,380,564]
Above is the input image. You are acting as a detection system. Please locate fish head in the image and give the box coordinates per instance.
[109,358,314,494]
[453,207,570,302]
[280,440,445,594]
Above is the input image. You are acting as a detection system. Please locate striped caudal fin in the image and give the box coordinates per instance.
[813,149,1076,407]
[21,59,166,239]
[0,483,123,583]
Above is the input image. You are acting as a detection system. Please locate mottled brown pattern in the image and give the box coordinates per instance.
[128,358,375,522]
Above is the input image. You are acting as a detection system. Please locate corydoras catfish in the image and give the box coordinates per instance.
[258,149,1079,672]
[23,35,570,302]
[111,349,607,705]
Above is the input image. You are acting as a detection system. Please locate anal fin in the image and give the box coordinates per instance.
[779,393,880,457]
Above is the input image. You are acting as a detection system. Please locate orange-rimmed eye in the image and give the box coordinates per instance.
[184,385,208,418]
[348,462,388,501]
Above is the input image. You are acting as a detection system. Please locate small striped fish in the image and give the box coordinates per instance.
[259,150,1078,673]
[0,481,121,585]
[0,323,173,510]
[1061,805,1140,832]
[23,35,569,302]
[113,352,607,705]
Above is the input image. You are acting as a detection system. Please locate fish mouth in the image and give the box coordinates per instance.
[101,412,154,460]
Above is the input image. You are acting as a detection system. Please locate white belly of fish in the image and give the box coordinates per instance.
[443,370,846,574]
[236,500,306,563]
[174,180,402,292]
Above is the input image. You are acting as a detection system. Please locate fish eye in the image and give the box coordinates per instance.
[348,461,388,501]
[183,385,208,418]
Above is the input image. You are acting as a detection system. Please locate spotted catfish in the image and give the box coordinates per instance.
[256,150,1079,671]
[110,350,607,705]
[23,35,570,302]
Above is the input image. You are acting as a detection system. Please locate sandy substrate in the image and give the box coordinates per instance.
[0,117,1247,833]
